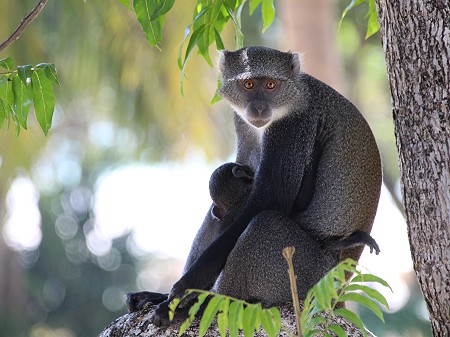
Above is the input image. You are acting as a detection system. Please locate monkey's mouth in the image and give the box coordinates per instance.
[248,118,270,128]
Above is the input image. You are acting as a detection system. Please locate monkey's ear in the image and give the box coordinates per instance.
[291,52,303,74]
[218,50,227,74]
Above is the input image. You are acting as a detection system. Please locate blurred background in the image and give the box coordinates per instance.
[0,1,431,336]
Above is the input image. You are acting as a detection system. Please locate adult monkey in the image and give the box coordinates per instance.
[127,46,382,325]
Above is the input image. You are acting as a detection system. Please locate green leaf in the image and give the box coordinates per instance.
[179,317,194,336]
[261,0,275,33]
[183,24,207,68]
[0,76,14,108]
[304,330,321,337]
[261,310,279,337]
[133,0,166,49]
[243,304,260,337]
[0,76,15,131]
[214,27,225,50]
[339,292,385,322]
[177,6,211,70]
[228,301,244,337]
[150,0,176,20]
[17,65,33,87]
[365,0,380,38]
[338,0,365,31]
[199,295,223,337]
[117,0,132,10]
[188,292,209,317]
[304,315,326,331]
[328,324,347,337]
[36,63,60,85]
[0,57,14,70]
[315,277,332,310]
[344,284,389,310]
[31,68,55,135]
[335,308,367,337]
[217,297,229,337]
[0,98,6,129]
[169,298,181,320]
[223,2,244,48]
[179,23,207,94]
[267,307,281,333]
[352,273,392,292]
[12,76,32,129]
[249,0,263,14]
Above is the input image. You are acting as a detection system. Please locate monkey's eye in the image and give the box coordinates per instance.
[242,80,255,90]
[264,80,277,90]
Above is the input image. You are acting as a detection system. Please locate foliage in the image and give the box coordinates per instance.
[169,259,391,337]
[301,259,391,337]
[169,290,283,337]
[339,0,380,38]
[118,0,275,92]
[0,57,59,135]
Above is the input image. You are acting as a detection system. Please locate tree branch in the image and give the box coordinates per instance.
[0,0,49,53]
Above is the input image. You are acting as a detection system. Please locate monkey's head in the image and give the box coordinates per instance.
[218,46,302,129]
[209,163,253,220]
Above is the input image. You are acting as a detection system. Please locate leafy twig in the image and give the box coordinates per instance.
[0,0,49,53]
[282,247,303,337]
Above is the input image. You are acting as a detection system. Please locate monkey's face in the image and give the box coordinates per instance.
[218,46,302,129]
[233,78,280,128]
[220,77,293,129]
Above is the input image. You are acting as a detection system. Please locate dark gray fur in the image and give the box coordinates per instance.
[127,46,382,325]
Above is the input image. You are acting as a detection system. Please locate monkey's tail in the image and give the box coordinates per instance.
[322,231,380,255]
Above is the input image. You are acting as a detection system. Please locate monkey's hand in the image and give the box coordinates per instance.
[126,291,168,312]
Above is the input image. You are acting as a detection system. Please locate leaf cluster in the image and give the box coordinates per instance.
[0,57,59,135]
[339,0,379,38]
[169,259,391,337]
[301,259,391,337]
[169,289,282,337]
[117,0,275,94]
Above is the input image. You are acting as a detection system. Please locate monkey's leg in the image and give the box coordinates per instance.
[213,210,340,306]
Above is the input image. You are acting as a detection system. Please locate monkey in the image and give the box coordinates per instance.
[127,46,382,325]
[209,162,254,220]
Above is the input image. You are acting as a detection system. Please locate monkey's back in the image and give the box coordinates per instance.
[291,73,382,244]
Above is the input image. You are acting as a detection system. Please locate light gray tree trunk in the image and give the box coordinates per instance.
[375,1,450,335]
[277,0,344,92]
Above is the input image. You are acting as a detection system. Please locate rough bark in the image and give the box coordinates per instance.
[98,304,376,337]
[375,1,450,335]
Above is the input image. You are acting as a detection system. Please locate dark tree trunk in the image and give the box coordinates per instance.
[375,1,450,335]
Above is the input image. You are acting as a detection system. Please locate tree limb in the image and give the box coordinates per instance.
[98,304,377,337]
[0,0,49,53]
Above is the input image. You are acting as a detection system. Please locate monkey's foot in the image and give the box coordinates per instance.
[126,291,168,313]
[150,299,191,327]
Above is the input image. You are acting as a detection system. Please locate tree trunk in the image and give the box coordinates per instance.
[277,0,344,93]
[375,1,450,335]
